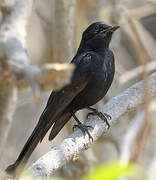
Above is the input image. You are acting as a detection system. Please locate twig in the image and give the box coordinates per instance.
[26,72,156,179]
[119,60,156,84]
[130,3,156,20]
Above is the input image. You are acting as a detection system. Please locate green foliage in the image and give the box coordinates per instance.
[19,171,36,180]
[83,161,137,180]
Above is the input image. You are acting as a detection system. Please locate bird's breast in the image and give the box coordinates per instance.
[70,50,115,110]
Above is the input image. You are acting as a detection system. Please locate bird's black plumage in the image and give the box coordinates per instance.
[6,21,119,175]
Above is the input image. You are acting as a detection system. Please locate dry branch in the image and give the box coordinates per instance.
[130,3,156,20]
[16,63,74,91]
[119,60,156,84]
[25,72,156,179]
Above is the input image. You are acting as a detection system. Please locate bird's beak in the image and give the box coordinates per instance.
[109,25,120,32]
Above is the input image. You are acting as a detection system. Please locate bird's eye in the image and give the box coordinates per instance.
[94,25,99,31]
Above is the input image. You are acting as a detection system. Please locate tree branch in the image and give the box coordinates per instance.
[0,0,43,98]
[16,63,74,92]
[120,111,145,164]
[0,57,17,159]
[0,0,33,159]
[0,0,33,69]
[26,72,156,178]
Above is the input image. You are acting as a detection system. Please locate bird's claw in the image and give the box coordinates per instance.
[72,124,94,142]
[103,113,111,120]
[87,111,111,129]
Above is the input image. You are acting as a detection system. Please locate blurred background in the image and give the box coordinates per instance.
[1,0,156,179]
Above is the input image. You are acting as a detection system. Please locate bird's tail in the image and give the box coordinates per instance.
[5,109,72,175]
[5,107,52,175]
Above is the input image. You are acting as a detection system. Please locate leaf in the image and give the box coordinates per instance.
[83,161,137,180]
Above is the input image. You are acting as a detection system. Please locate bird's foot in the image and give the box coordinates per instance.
[73,124,94,142]
[87,110,111,129]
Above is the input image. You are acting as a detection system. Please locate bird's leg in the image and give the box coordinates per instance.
[87,107,111,129]
[71,111,94,142]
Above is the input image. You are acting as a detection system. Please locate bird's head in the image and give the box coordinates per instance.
[78,21,119,51]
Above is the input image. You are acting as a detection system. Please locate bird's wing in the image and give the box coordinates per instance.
[48,111,72,141]
[40,52,95,141]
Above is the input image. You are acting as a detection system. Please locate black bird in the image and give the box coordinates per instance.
[6,21,119,175]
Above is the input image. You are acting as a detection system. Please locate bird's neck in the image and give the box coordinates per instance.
[77,44,108,54]
[77,39,110,54]
[77,46,91,54]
